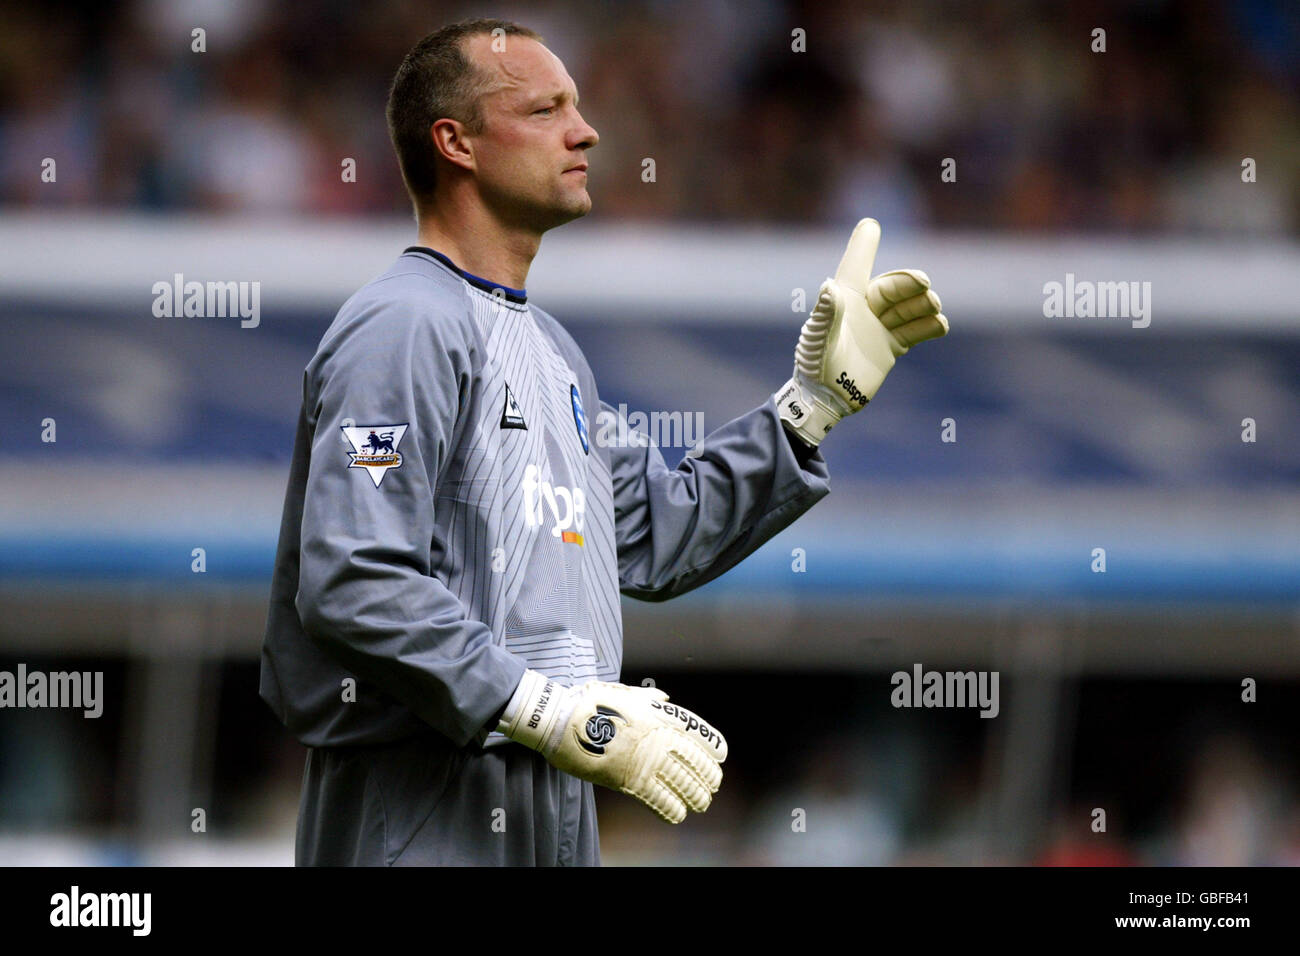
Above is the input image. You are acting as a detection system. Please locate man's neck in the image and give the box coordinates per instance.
[415,201,540,292]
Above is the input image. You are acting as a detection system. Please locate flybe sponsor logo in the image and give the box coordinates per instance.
[521,464,585,544]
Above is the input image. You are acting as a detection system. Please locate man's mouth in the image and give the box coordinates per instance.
[564,164,588,175]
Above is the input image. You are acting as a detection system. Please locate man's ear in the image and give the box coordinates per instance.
[431,117,475,173]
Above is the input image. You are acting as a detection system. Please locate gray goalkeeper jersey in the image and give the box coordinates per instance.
[260,246,831,752]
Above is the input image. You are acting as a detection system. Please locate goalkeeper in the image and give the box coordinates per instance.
[260,18,947,866]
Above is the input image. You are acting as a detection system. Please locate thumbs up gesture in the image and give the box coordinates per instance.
[774,218,949,447]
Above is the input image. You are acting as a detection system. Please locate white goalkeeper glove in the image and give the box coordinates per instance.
[497,669,727,824]
[774,218,950,447]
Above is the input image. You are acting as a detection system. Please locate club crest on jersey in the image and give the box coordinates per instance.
[341,423,409,487]
[570,384,589,455]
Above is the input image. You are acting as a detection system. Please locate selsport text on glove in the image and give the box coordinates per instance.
[774,217,950,447]
[497,669,727,824]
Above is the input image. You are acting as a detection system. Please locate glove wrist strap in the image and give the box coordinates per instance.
[773,376,841,447]
[497,669,571,752]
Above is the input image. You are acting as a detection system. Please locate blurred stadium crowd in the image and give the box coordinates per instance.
[4,664,1296,866]
[2,0,1297,233]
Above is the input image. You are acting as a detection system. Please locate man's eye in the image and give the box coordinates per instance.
[534,107,555,116]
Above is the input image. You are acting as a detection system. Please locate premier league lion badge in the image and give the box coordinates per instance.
[341,423,409,487]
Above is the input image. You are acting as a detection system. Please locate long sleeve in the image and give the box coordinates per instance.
[605,393,831,602]
[293,304,525,747]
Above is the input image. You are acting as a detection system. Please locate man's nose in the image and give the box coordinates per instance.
[572,111,598,150]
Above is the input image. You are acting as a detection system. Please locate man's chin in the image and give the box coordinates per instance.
[541,194,592,230]
[567,197,593,222]
[498,189,592,234]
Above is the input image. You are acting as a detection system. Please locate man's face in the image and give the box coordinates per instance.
[462,35,599,233]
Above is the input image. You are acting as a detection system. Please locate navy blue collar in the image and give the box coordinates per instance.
[405,246,528,304]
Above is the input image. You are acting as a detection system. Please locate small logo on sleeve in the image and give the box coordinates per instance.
[341,423,409,487]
